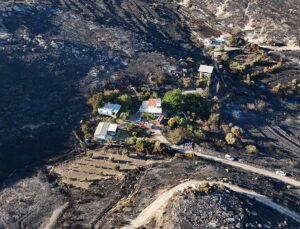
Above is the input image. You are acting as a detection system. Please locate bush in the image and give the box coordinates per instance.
[115,94,133,112]
[185,152,196,160]
[264,62,283,73]
[246,144,258,154]
[113,164,120,171]
[231,126,242,138]
[152,141,162,154]
[182,77,192,88]
[162,89,184,114]
[187,125,206,140]
[81,124,92,139]
[168,127,187,145]
[225,133,237,145]
[135,138,146,152]
[87,93,103,115]
[271,83,281,93]
[149,73,166,85]
[167,116,180,128]
[119,112,129,120]
[141,112,156,121]
[221,53,229,62]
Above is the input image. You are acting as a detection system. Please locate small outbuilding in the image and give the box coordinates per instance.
[94,122,118,141]
[98,103,121,118]
[198,65,214,78]
[139,98,162,115]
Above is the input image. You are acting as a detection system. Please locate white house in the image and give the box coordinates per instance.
[94,122,118,141]
[98,103,121,118]
[139,98,162,115]
[198,65,214,78]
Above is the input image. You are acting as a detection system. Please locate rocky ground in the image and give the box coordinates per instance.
[151,188,298,229]
[175,0,300,46]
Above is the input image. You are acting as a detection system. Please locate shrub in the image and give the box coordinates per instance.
[185,152,196,160]
[162,89,184,114]
[141,112,156,121]
[135,138,146,152]
[168,116,180,128]
[208,113,220,123]
[231,126,242,138]
[225,133,237,145]
[187,125,206,140]
[113,164,120,171]
[168,127,187,145]
[264,62,283,73]
[246,100,267,112]
[149,73,166,85]
[152,141,162,154]
[221,53,229,62]
[119,112,129,120]
[182,77,192,88]
[246,144,258,154]
[87,93,103,115]
[87,152,93,158]
[121,149,130,157]
[81,123,92,139]
[271,83,281,93]
[115,94,133,112]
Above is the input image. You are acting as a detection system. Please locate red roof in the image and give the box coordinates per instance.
[148,99,157,106]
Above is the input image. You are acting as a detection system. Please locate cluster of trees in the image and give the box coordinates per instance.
[162,89,212,119]
[87,89,133,115]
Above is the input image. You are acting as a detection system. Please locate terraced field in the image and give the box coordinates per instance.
[53,149,167,189]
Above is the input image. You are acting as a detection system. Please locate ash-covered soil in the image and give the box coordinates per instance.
[1,157,299,229]
[176,0,300,46]
[0,0,200,179]
[151,188,298,229]
[0,170,66,229]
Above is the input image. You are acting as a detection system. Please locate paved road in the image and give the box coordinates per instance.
[122,180,300,229]
[151,129,300,187]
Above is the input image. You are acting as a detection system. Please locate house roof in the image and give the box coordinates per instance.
[148,99,157,106]
[108,123,118,132]
[102,103,121,111]
[198,65,214,74]
[94,122,118,137]
[139,98,162,114]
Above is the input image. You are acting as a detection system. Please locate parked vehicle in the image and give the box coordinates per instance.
[224,154,235,161]
[275,170,287,176]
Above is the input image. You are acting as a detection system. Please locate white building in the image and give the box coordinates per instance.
[94,122,118,141]
[198,65,214,78]
[98,103,121,118]
[139,98,162,115]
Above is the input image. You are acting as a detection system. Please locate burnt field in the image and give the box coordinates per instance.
[0,0,201,180]
[1,156,299,229]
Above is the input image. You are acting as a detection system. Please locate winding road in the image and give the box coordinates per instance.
[122,180,300,229]
[151,129,300,187]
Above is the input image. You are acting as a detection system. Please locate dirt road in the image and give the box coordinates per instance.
[41,202,69,229]
[122,180,300,229]
[151,129,300,187]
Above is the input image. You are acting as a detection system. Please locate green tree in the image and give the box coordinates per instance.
[116,94,132,112]
[162,89,184,114]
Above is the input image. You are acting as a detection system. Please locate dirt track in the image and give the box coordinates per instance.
[122,180,300,228]
[152,129,300,187]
